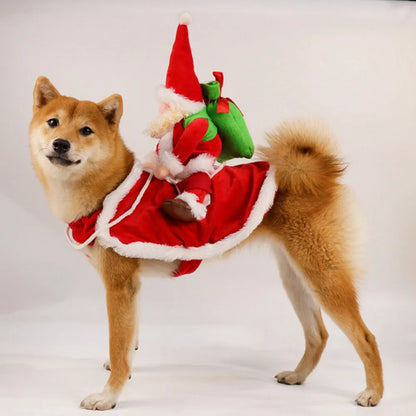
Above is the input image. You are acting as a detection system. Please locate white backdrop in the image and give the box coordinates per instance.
[1,1,415,415]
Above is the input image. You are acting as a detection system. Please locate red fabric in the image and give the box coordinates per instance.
[68,162,273,276]
[166,24,203,104]
[213,71,224,89]
[173,260,202,277]
[191,189,207,203]
[216,97,230,114]
[177,172,212,194]
[171,119,222,164]
[68,209,101,246]
[112,163,269,246]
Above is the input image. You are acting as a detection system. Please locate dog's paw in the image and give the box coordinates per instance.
[275,370,304,385]
[103,360,111,371]
[355,388,381,407]
[80,392,116,410]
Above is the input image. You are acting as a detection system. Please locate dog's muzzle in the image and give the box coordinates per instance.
[47,139,81,166]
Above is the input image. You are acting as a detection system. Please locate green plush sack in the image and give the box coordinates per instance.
[200,72,254,163]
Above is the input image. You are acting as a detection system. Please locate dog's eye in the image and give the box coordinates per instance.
[47,118,59,128]
[80,126,94,136]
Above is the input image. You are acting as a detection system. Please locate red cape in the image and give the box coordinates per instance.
[67,161,276,276]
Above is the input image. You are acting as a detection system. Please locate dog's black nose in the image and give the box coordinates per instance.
[53,139,71,154]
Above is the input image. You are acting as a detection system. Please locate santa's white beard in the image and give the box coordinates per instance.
[147,107,186,138]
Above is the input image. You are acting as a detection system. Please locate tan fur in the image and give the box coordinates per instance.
[30,77,134,222]
[29,78,383,410]
[260,122,383,405]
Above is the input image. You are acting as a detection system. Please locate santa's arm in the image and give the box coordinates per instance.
[159,118,209,176]
[172,118,209,163]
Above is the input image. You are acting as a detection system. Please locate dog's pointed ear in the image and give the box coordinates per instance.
[33,77,60,112]
[98,94,123,127]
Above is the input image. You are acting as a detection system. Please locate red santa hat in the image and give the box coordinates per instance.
[158,13,205,115]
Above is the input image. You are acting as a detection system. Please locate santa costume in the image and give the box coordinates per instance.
[66,13,278,278]
[147,13,222,222]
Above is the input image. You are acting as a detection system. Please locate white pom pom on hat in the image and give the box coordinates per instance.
[179,12,192,25]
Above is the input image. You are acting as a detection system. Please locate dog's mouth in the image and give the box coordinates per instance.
[47,155,81,166]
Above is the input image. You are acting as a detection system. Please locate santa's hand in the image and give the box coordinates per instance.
[143,160,156,171]
[154,164,170,180]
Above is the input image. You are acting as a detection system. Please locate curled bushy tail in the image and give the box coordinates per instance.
[259,120,346,196]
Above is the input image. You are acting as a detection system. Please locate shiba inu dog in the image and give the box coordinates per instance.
[29,77,383,410]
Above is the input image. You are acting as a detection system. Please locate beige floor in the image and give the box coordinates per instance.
[0,292,414,415]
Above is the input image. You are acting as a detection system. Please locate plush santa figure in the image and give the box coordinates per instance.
[145,13,222,222]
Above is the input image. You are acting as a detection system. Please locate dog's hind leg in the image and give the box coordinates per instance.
[274,245,328,385]
[314,273,383,406]
[285,248,383,406]
[81,247,140,410]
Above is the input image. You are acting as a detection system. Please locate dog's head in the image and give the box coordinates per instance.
[29,77,123,183]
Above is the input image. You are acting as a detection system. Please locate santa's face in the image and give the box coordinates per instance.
[159,102,170,114]
[148,103,186,139]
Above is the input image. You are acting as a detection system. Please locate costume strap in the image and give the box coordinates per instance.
[66,172,154,250]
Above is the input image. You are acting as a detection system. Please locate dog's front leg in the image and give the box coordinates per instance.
[103,295,140,371]
[81,247,140,410]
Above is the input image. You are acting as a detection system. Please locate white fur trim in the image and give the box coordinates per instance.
[179,12,192,25]
[66,160,146,249]
[159,131,174,154]
[158,132,216,179]
[160,151,184,176]
[178,154,217,179]
[143,150,159,169]
[83,163,277,262]
[176,192,207,220]
[157,86,204,115]
[96,160,145,229]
